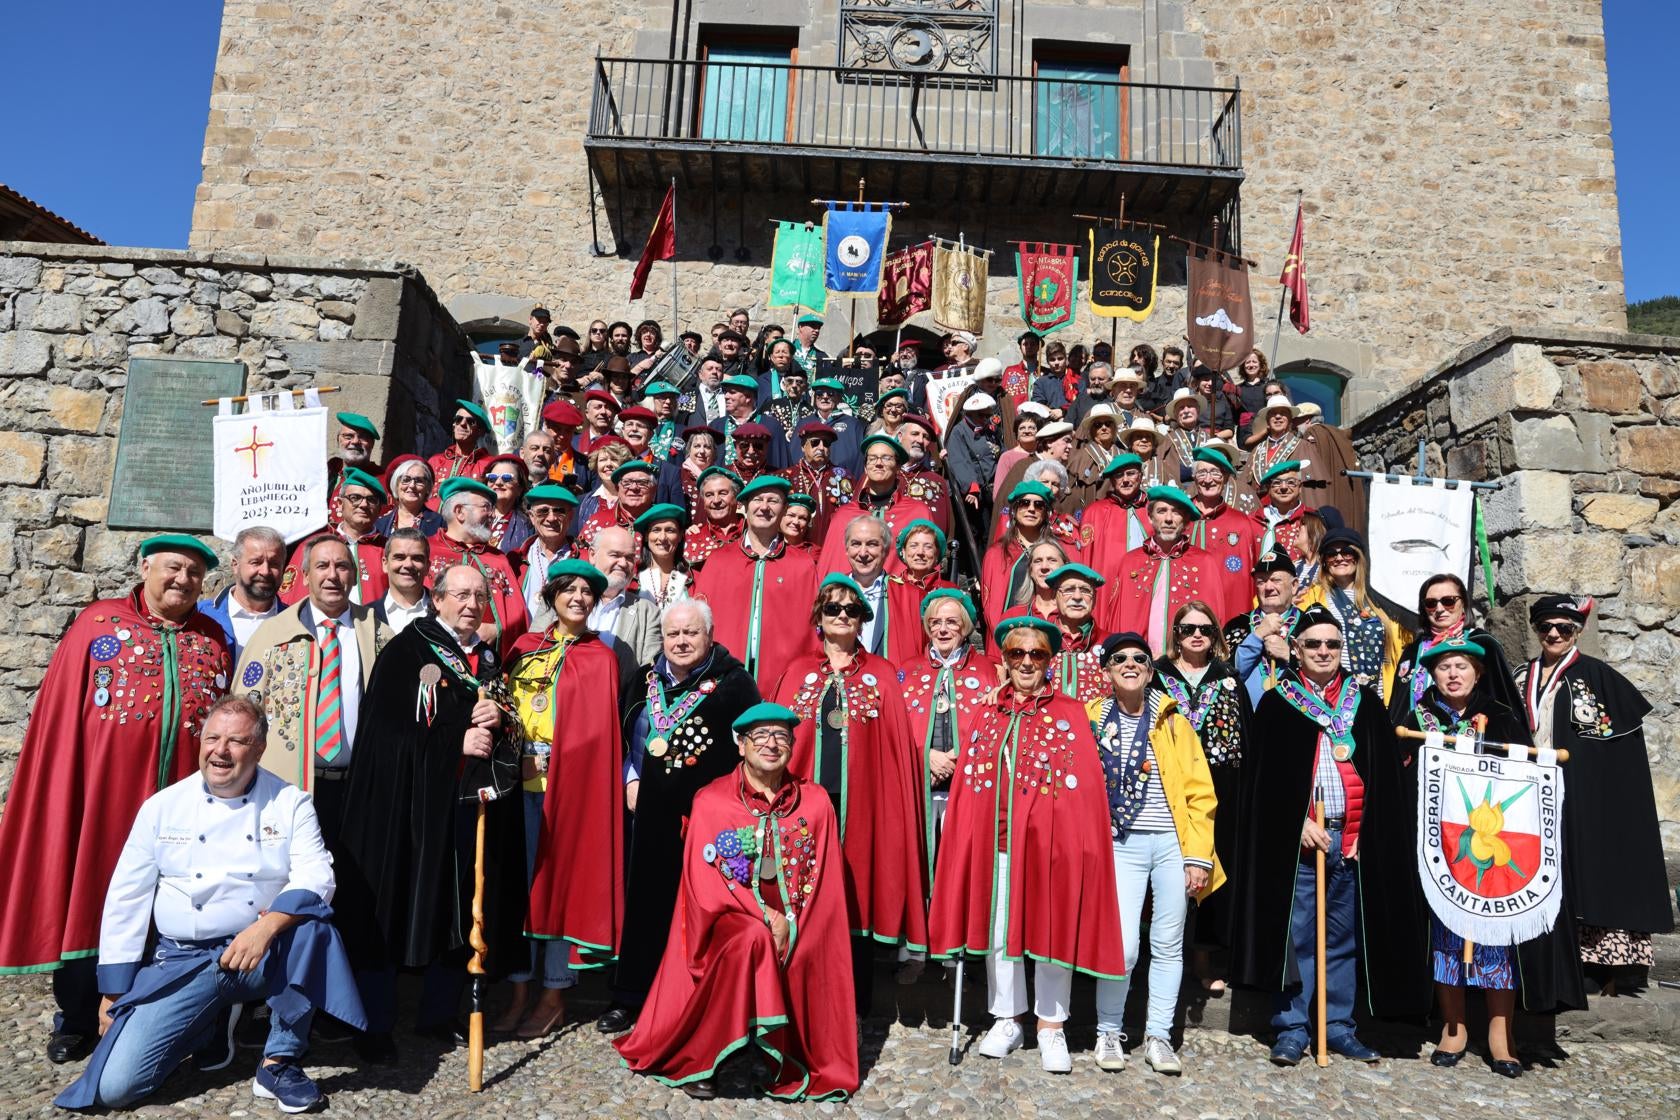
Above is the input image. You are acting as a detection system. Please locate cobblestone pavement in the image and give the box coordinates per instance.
[4,975,1676,1119]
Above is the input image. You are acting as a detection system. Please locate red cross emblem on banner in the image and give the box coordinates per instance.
[236,425,275,479]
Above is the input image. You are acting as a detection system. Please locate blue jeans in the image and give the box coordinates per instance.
[96,940,311,1108]
[506,789,576,990]
[1094,831,1188,1040]
[1271,830,1358,1043]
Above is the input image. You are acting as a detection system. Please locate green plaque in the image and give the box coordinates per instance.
[108,358,248,532]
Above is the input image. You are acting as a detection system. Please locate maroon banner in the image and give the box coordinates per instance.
[878,242,932,328]
[1014,242,1079,335]
[1186,251,1254,372]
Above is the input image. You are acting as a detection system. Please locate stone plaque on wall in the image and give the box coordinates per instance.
[108,358,248,533]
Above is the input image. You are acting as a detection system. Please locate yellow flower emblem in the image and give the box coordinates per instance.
[1453,780,1530,889]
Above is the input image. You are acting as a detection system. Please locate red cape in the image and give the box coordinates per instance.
[900,469,951,534]
[0,591,232,971]
[278,532,389,606]
[691,538,818,693]
[426,532,529,659]
[1049,625,1111,704]
[1187,503,1261,618]
[1081,496,1151,623]
[778,462,853,541]
[575,499,648,559]
[615,771,858,1100]
[896,647,1000,881]
[774,651,929,947]
[683,516,744,571]
[927,688,1126,979]
[509,629,624,968]
[883,572,957,665]
[816,492,935,577]
[978,537,1031,631]
[1099,538,1230,649]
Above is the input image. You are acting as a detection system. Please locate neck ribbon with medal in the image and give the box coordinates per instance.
[1156,673,1213,733]
[417,630,505,726]
[1277,676,1361,762]
[644,668,715,773]
[1094,694,1153,839]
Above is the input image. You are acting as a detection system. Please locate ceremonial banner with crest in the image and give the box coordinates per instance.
[768,220,827,315]
[925,370,981,436]
[212,390,328,544]
[1365,476,1475,631]
[878,242,932,328]
[931,242,988,334]
[1014,242,1079,335]
[1185,251,1253,371]
[823,204,892,296]
[1416,736,1566,945]
[1088,226,1159,322]
[474,355,545,454]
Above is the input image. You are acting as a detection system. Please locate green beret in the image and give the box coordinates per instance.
[1007,480,1054,505]
[611,460,657,484]
[544,557,608,595]
[859,433,908,464]
[739,474,792,502]
[797,313,824,326]
[1259,459,1307,485]
[896,518,947,560]
[337,466,386,500]
[454,399,491,430]
[732,701,803,734]
[1046,562,1105,589]
[818,572,874,621]
[1418,636,1488,666]
[811,377,846,393]
[438,477,495,504]
[642,380,680,397]
[335,411,379,440]
[787,492,818,512]
[139,533,218,571]
[993,615,1062,654]
[524,483,579,508]
[877,388,910,407]
[1102,452,1145,478]
[920,587,977,624]
[633,503,690,532]
[722,374,760,393]
[1145,484,1202,520]
[1192,447,1236,474]
[695,465,743,491]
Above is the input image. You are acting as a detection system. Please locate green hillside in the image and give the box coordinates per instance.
[1628,295,1680,336]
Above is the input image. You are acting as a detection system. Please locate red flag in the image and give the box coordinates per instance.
[630,182,676,301]
[1279,204,1310,333]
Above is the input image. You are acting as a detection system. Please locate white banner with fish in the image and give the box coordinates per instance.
[1366,476,1475,629]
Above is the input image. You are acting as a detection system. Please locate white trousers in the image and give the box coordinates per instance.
[985,852,1074,1022]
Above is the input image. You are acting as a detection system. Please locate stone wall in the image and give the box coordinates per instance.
[188,1,1625,417]
[0,241,472,797]
[1352,327,1680,842]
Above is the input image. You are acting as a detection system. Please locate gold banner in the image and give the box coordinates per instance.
[931,243,988,334]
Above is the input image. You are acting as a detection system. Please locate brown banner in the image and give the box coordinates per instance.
[1185,252,1253,371]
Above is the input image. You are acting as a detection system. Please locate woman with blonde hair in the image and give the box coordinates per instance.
[1296,527,1408,702]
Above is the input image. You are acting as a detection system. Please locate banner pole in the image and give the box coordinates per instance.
[669,177,679,347]
[1267,287,1288,373]
[1314,788,1328,1069]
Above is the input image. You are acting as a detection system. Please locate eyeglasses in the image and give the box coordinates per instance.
[1015,498,1048,511]
[339,493,378,507]
[1536,621,1580,637]
[617,478,653,490]
[440,589,488,604]
[484,472,519,484]
[820,602,866,620]
[1003,648,1052,666]
[1105,651,1151,667]
[396,477,428,488]
[1175,623,1218,638]
[1422,594,1462,611]
[528,506,568,520]
[1298,638,1343,651]
[746,730,794,747]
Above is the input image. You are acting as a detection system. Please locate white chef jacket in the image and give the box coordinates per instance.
[98,769,335,970]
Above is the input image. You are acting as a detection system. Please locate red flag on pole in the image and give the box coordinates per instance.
[1279,204,1310,333]
[630,182,676,301]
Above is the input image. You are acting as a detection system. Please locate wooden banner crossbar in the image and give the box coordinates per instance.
[1395,726,1570,764]
[201,386,341,406]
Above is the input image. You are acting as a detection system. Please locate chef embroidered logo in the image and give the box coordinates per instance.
[1416,744,1566,945]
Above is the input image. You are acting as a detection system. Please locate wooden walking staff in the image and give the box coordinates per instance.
[467,686,497,1092]
[1314,784,1329,1068]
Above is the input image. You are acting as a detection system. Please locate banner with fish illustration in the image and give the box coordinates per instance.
[1366,476,1475,630]
[1415,733,1565,945]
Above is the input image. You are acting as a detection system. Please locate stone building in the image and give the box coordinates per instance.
[189,0,1626,419]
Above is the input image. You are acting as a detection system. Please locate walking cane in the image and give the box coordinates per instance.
[948,957,965,1065]
[467,686,495,1093]
[1314,786,1329,1068]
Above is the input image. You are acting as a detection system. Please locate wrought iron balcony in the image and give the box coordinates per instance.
[585,55,1242,217]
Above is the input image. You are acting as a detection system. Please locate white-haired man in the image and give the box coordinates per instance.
[426,476,528,655]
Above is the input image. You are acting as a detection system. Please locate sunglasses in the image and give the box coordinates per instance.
[1015,498,1048,511]
[1105,651,1151,667]
[820,602,866,620]
[1003,648,1052,666]
[452,415,476,427]
[1298,638,1343,651]
[1536,621,1580,637]
[1175,623,1218,638]
[1423,595,1462,611]
[484,472,519,483]
[1323,547,1359,560]
[589,327,607,334]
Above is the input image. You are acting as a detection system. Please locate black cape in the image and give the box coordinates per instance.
[333,619,528,975]
[613,644,761,996]
[1230,675,1430,1018]
[1515,653,1673,937]
[1387,626,1521,728]
[1152,657,1253,950]
[1407,686,1586,1014]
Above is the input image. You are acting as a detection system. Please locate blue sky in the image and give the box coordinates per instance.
[1,1,1674,301]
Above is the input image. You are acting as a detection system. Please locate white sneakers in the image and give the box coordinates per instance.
[1094,1030,1127,1071]
[1142,1035,1183,1075]
[978,1017,1024,1058]
[1036,1028,1072,1073]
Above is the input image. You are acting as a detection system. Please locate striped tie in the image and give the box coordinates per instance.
[314,619,344,765]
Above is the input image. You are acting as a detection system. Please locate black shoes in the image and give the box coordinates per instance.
[680,1077,717,1100]
[1430,1047,1466,1068]
[352,1030,399,1065]
[1490,1058,1523,1079]
[415,1019,470,1047]
[46,1032,93,1064]
[596,1007,636,1034]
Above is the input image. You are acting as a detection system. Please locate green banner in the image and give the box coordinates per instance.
[767,220,827,316]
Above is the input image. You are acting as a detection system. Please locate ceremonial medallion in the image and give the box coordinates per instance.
[827,709,846,729]
[647,736,670,758]
[530,693,548,713]
[1332,744,1351,762]
[418,664,443,686]
[93,688,109,707]
[934,694,951,714]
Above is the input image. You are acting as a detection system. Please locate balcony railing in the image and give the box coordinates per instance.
[587,57,1242,173]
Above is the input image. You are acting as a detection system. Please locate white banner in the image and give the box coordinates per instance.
[212,394,328,544]
[925,370,981,436]
[1365,476,1474,625]
[1416,738,1565,946]
[472,353,545,454]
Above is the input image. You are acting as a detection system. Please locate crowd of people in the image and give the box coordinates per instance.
[0,305,1670,1111]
